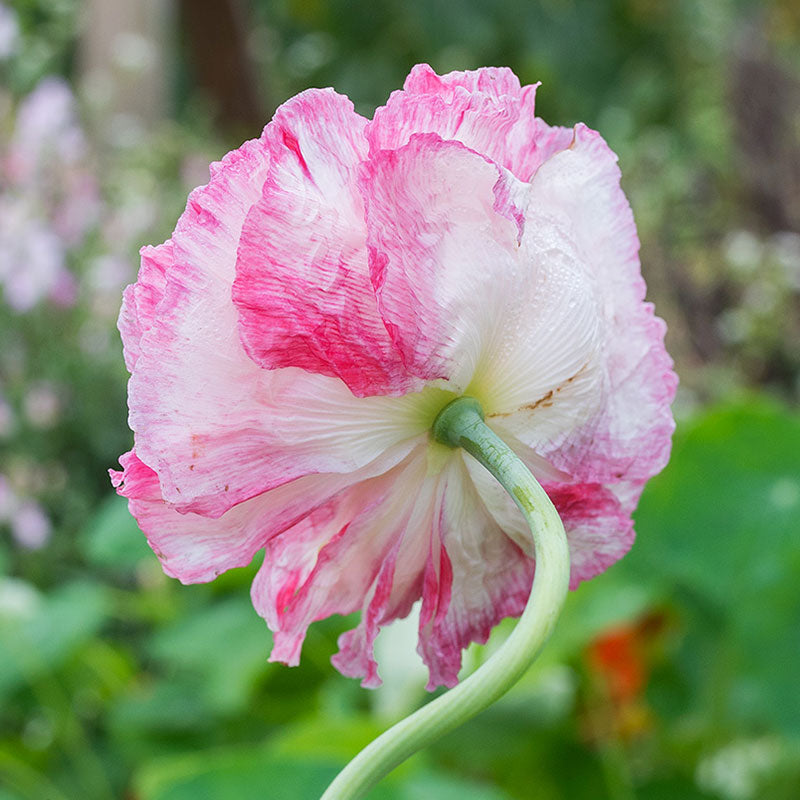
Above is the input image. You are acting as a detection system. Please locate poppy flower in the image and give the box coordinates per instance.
[111,64,676,691]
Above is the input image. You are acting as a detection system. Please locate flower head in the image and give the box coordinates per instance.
[112,65,676,690]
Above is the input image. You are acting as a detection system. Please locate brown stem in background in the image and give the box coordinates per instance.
[178,0,267,136]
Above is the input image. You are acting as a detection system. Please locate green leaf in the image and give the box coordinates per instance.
[621,398,800,735]
[399,770,514,800]
[269,715,391,764]
[0,580,110,697]
[80,492,152,569]
[0,539,9,575]
[626,399,800,605]
[637,777,717,800]
[148,595,273,715]
[109,678,215,736]
[134,747,339,800]
[133,732,513,800]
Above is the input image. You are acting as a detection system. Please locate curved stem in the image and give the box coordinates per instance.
[320,396,571,800]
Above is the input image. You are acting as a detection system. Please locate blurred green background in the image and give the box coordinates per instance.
[1,0,799,798]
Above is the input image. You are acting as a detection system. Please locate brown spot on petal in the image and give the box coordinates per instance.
[531,389,554,409]
[190,433,205,461]
[489,362,589,418]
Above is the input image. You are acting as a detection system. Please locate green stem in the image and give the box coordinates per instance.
[320,396,571,800]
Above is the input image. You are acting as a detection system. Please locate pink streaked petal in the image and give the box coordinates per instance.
[543,481,636,589]
[530,119,579,167]
[418,455,533,689]
[128,133,422,518]
[363,134,526,391]
[463,451,635,590]
[332,474,438,687]
[364,133,601,421]
[129,135,272,514]
[233,89,415,397]
[110,446,412,584]
[252,451,433,675]
[369,64,575,182]
[111,449,273,582]
[503,123,678,483]
[118,242,171,371]
[403,64,525,98]
[330,544,407,689]
[135,363,427,518]
[607,479,647,519]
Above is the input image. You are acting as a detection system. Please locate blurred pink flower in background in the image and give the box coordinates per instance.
[113,65,676,689]
[0,77,99,311]
[0,475,51,550]
[10,501,51,550]
[7,77,87,180]
[0,200,75,311]
[23,382,62,429]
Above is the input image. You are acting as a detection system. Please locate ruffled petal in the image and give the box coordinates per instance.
[494,124,677,484]
[110,449,276,582]
[118,242,171,371]
[369,64,574,182]
[127,134,424,518]
[418,455,533,689]
[251,450,435,681]
[232,89,415,397]
[331,472,438,687]
[542,481,635,589]
[128,136,271,514]
[363,133,601,422]
[404,64,526,98]
[110,446,411,584]
[362,134,526,391]
[463,452,635,590]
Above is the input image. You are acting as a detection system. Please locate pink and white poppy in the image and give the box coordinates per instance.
[112,65,676,690]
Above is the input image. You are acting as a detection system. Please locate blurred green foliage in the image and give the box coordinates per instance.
[1,0,800,798]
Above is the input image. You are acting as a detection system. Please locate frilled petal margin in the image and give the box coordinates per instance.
[110,444,418,585]
[252,451,434,685]
[123,134,423,521]
[118,242,170,372]
[232,89,418,398]
[370,63,575,183]
[493,124,677,485]
[418,454,533,689]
